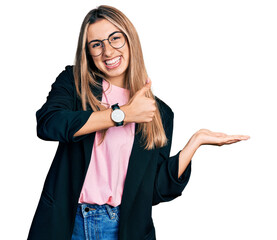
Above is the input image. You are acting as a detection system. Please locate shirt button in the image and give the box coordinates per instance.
[85,207,90,212]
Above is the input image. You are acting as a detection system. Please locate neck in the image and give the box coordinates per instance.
[106,74,126,88]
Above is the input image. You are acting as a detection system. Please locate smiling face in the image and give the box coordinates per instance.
[87,19,130,87]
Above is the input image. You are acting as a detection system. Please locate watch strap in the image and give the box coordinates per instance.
[111,103,124,126]
[111,103,120,110]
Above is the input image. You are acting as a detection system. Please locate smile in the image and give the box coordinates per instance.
[104,56,121,69]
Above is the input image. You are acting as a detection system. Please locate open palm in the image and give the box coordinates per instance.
[196,129,250,146]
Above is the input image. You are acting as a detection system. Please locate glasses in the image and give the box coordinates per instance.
[87,31,127,57]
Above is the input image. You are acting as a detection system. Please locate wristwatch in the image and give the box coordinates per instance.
[111,103,125,126]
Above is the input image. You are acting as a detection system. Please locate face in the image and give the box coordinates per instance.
[87,19,130,83]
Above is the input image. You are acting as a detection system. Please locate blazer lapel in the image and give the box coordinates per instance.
[120,127,154,221]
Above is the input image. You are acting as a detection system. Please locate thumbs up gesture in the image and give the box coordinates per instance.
[121,78,156,124]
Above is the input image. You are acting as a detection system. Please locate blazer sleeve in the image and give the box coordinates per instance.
[152,109,192,206]
[36,66,93,143]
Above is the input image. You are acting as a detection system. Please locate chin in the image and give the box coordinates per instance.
[103,67,128,79]
[105,71,125,79]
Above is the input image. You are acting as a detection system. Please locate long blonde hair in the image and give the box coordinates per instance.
[73,5,167,150]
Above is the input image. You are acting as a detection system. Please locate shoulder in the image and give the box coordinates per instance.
[51,65,75,90]
[154,95,174,123]
[55,65,101,88]
[56,65,74,83]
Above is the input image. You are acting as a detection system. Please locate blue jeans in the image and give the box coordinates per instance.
[71,203,120,240]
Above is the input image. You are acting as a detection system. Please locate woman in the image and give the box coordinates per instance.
[27,5,250,240]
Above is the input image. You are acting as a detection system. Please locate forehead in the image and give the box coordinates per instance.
[87,19,120,41]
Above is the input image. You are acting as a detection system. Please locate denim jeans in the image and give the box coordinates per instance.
[71,203,120,240]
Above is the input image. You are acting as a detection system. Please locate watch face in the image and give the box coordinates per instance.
[111,109,125,122]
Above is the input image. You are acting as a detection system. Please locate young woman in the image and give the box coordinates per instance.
[27,5,250,240]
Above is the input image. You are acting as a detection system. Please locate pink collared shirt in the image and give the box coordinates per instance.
[78,79,135,207]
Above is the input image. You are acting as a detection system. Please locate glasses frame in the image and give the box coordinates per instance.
[87,31,127,57]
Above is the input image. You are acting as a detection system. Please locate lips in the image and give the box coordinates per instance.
[104,56,121,65]
[104,56,121,69]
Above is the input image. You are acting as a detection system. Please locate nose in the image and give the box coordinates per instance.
[102,40,115,57]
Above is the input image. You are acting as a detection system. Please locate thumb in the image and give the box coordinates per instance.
[138,78,151,95]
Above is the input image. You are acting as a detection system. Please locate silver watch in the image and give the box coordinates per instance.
[111,103,125,126]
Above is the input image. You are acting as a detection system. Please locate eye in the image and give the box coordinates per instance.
[91,42,101,48]
[111,36,121,41]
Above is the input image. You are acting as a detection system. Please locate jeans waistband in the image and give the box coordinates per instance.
[77,203,120,219]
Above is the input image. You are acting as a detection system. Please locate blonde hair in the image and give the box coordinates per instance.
[73,5,167,150]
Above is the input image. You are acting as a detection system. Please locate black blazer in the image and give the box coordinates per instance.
[27,66,191,240]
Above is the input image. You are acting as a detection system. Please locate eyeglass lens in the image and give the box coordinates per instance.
[89,32,126,56]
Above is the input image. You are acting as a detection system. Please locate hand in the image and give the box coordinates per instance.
[194,129,250,147]
[122,78,156,123]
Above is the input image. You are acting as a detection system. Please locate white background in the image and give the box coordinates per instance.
[1,0,277,239]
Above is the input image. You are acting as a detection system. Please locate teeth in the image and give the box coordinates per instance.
[105,56,120,65]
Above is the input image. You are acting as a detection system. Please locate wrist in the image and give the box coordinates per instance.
[190,132,203,148]
[121,104,132,124]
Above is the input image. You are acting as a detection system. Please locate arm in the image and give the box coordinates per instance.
[152,121,250,205]
[73,105,132,137]
[73,79,155,137]
[178,134,199,179]
[36,66,93,143]
[152,110,192,206]
[37,69,154,142]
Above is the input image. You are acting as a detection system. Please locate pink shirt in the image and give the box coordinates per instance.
[78,79,135,207]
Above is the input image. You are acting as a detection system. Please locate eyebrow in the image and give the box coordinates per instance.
[87,31,119,45]
[88,39,100,45]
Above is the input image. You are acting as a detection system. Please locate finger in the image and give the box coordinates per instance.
[225,135,250,141]
[238,136,250,140]
[137,81,152,96]
[226,138,241,143]
[145,78,152,87]
[231,135,250,140]
[223,140,241,145]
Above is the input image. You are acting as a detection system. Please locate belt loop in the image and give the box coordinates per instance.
[105,204,116,219]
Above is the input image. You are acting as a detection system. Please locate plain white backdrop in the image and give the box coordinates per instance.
[1,0,276,239]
